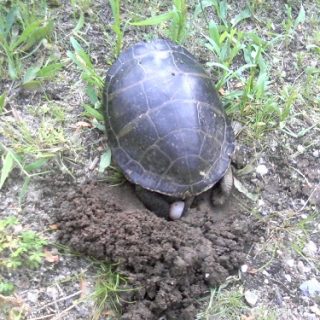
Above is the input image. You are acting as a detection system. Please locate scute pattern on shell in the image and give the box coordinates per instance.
[103,39,234,198]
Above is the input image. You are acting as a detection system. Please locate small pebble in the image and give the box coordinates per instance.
[46,286,59,300]
[286,259,295,268]
[27,290,39,303]
[312,150,319,157]
[310,305,320,316]
[297,260,307,274]
[244,290,259,307]
[302,241,318,257]
[299,278,320,297]
[264,278,269,284]
[284,274,292,282]
[256,164,268,176]
[241,264,248,273]
[297,145,305,153]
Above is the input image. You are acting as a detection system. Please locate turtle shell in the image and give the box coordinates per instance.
[103,39,234,198]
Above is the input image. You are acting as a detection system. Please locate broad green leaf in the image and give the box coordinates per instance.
[11,20,42,49]
[73,11,85,34]
[130,12,174,26]
[21,80,42,90]
[5,7,19,37]
[8,58,18,79]
[83,104,104,121]
[22,21,54,52]
[294,5,305,28]
[194,0,213,17]
[23,64,42,84]
[99,149,111,173]
[231,8,251,27]
[86,85,99,105]
[0,152,15,189]
[36,62,63,79]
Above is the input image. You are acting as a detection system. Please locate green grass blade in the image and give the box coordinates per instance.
[294,5,305,28]
[11,20,42,49]
[19,176,31,204]
[24,158,49,173]
[83,104,104,121]
[36,62,64,79]
[23,64,43,84]
[12,20,53,51]
[130,11,174,26]
[0,152,15,189]
[0,93,6,113]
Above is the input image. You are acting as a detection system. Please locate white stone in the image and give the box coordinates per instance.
[256,164,268,176]
[300,278,320,297]
[297,145,305,153]
[284,274,292,282]
[303,241,318,257]
[27,291,39,303]
[244,290,259,307]
[240,264,248,273]
[286,259,295,268]
[312,150,319,157]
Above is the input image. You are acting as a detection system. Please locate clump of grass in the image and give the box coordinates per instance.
[255,211,318,271]
[198,2,289,136]
[0,1,63,86]
[109,0,124,57]
[0,216,47,293]
[282,4,306,46]
[197,287,249,320]
[0,216,44,319]
[130,0,188,44]
[91,262,131,320]
[0,104,69,202]
[67,37,104,121]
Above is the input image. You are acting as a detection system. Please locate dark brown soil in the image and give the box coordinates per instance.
[53,180,263,319]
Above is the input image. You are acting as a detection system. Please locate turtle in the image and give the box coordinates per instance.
[103,39,235,220]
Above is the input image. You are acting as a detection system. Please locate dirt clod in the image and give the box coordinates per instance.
[55,181,263,319]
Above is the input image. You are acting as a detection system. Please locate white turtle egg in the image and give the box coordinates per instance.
[169,201,185,220]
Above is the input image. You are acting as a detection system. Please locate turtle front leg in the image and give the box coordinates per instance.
[135,185,189,220]
[210,166,233,206]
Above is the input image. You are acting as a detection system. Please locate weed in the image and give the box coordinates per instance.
[71,0,92,12]
[67,37,104,113]
[0,216,47,270]
[282,4,306,45]
[91,262,130,320]
[0,106,69,201]
[109,0,124,57]
[199,2,287,136]
[0,279,15,295]
[0,1,62,85]
[197,287,249,320]
[131,0,188,44]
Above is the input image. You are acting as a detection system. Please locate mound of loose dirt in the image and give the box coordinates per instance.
[54,181,263,319]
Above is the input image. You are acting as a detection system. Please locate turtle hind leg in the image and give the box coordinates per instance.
[211,166,233,206]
